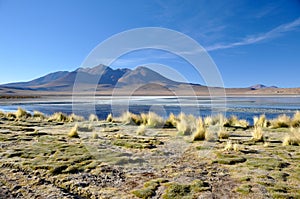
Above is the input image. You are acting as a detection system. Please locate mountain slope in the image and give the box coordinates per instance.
[117,66,179,86]
[4,65,131,91]
[4,71,69,88]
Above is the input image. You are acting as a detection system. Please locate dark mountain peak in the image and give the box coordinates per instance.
[250,84,278,90]
[76,64,109,75]
[117,66,178,86]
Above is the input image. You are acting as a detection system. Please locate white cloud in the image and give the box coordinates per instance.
[206,17,300,51]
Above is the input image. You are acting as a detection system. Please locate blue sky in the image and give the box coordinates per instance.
[0,0,300,88]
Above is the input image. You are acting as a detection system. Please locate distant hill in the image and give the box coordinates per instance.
[249,84,278,90]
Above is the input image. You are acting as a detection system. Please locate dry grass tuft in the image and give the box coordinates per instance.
[291,111,300,127]
[270,114,291,128]
[49,112,69,122]
[253,114,268,128]
[263,142,270,147]
[225,115,249,128]
[233,143,240,152]
[282,128,300,146]
[165,113,177,128]
[119,111,131,124]
[89,114,98,122]
[131,113,143,125]
[224,140,233,151]
[205,114,227,126]
[6,112,16,119]
[223,141,241,151]
[68,113,84,122]
[140,113,148,125]
[106,113,113,122]
[68,124,79,138]
[15,107,31,119]
[252,126,264,142]
[0,110,6,117]
[91,132,99,139]
[119,111,142,125]
[205,128,216,141]
[218,126,229,139]
[147,112,164,128]
[33,111,45,119]
[204,116,213,126]
[136,124,147,135]
[239,119,249,128]
[176,113,196,135]
[192,117,206,141]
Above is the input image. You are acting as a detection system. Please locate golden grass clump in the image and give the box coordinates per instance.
[68,124,79,138]
[176,113,196,135]
[165,113,177,128]
[205,114,227,126]
[68,113,84,122]
[6,112,16,119]
[0,110,6,117]
[176,119,190,135]
[225,115,239,127]
[252,126,264,142]
[48,112,69,122]
[192,117,206,141]
[136,124,147,135]
[15,107,31,119]
[291,111,300,127]
[146,112,165,128]
[270,114,291,128]
[89,114,98,122]
[204,116,213,126]
[131,113,143,125]
[119,111,131,124]
[140,113,148,125]
[224,140,233,151]
[253,114,267,127]
[91,132,99,139]
[224,115,249,128]
[218,126,229,139]
[233,143,240,152]
[238,119,249,128]
[215,114,227,126]
[282,128,300,146]
[33,111,45,119]
[120,111,142,125]
[223,141,241,151]
[106,113,113,122]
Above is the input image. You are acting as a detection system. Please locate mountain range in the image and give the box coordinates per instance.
[1,65,298,96]
[2,65,184,92]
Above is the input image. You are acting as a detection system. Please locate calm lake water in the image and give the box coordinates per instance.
[1,96,300,124]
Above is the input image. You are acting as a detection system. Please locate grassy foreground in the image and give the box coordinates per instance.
[0,109,299,198]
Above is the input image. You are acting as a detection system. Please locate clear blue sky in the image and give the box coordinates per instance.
[0,0,300,88]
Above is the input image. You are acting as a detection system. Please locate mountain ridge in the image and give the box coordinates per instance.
[2,65,193,91]
[2,65,294,96]
[249,84,278,90]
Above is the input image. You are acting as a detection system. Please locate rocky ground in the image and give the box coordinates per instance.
[0,116,299,198]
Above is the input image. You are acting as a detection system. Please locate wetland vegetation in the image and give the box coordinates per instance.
[0,108,299,198]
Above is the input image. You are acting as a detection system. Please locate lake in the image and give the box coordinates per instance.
[1,96,300,124]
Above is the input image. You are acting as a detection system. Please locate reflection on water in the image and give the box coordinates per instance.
[1,96,300,124]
